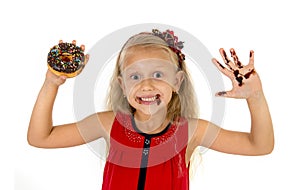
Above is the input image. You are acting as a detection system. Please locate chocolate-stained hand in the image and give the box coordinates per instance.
[212,48,262,99]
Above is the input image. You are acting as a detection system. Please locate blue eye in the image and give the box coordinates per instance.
[130,74,141,80]
[153,71,163,78]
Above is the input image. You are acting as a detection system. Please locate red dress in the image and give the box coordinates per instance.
[102,112,189,190]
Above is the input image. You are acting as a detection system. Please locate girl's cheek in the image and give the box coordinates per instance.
[124,82,138,96]
[123,79,135,89]
[158,78,177,90]
[159,73,178,86]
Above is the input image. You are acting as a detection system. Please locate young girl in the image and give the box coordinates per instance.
[27,29,274,190]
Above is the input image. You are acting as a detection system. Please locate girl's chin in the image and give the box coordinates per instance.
[133,102,167,118]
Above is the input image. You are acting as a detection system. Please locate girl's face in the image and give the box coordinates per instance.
[119,48,183,118]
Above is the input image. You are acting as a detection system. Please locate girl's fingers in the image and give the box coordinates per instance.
[59,75,67,81]
[56,75,67,86]
[219,48,237,71]
[84,54,90,65]
[80,44,85,51]
[215,90,236,98]
[212,58,233,78]
[215,91,228,97]
[230,48,243,68]
[216,90,243,98]
[249,50,254,65]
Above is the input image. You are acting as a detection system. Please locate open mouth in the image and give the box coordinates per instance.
[136,94,161,105]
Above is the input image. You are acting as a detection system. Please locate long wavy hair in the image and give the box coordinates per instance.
[107,32,199,121]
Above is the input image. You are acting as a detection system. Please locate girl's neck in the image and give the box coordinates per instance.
[133,110,170,134]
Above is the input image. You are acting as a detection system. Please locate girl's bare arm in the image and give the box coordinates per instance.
[27,70,113,148]
[189,93,273,156]
[188,49,274,156]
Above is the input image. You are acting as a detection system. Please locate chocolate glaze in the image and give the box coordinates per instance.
[47,42,85,74]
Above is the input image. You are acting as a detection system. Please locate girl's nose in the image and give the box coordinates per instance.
[140,79,155,91]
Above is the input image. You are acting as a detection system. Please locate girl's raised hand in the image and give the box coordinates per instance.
[45,69,67,87]
[212,48,262,99]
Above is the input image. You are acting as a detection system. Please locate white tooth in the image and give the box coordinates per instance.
[141,96,156,101]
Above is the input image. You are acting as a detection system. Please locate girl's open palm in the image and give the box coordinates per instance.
[212,48,262,99]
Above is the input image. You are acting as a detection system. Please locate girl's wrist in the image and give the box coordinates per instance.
[246,90,265,104]
[43,78,60,90]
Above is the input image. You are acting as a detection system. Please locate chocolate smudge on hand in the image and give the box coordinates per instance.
[230,49,243,68]
[223,50,231,64]
[217,60,225,69]
[244,69,255,79]
[237,61,243,68]
[234,69,244,86]
[236,76,243,86]
[234,70,239,77]
[217,91,227,96]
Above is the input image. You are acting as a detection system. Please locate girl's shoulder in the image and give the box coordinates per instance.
[96,111,116,134]
[186,117,222,150]
[186,118,212,141]
[187,117,210,130]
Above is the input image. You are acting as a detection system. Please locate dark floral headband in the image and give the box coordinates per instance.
[152,29,185,68]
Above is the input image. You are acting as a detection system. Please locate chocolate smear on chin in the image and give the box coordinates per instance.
[157,98,161,105]
[135,97,141,104]
[156,94,161,105]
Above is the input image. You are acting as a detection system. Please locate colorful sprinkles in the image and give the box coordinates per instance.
[47,42,85,74]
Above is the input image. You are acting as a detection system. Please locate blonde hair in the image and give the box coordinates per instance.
[107,32,199,120]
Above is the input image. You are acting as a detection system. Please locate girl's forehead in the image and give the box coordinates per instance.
[122,47,174,65]
[122,58,177,72]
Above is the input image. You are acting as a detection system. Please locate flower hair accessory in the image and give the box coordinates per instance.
[152,29,185,67]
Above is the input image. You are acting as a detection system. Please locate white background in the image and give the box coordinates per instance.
[2,0,299,189]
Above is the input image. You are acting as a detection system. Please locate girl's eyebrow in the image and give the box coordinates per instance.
[123,66,170,74]
[120,69,140,77]
[122,67,138,73]
[153,65,169,69]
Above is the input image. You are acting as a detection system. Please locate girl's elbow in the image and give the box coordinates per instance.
[27,136,41,148]
[265,142,275,155]
[27,135,48,148]
[256,142,274,155]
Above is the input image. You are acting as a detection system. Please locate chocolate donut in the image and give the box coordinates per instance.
[47,42,85,78]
